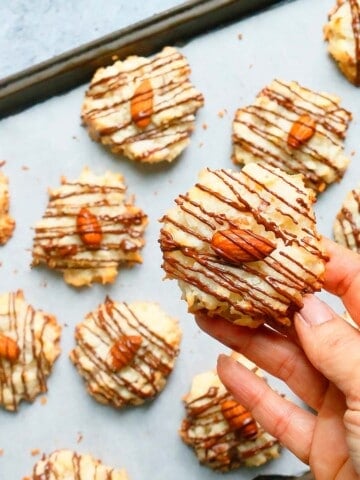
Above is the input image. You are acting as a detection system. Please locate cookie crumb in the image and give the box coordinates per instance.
[40,396,47,406]
[31,449,41,456]
[217,109,227,118]
[202,123,208,130]
[237,33,243,40]
[21,165,29,171]
[0,448,4,456]
[77,432,83,444]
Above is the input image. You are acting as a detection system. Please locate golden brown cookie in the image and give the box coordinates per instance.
[82,46,204,163]
[180,355,281,471]
[28,449,129,479]
[0,170,15,245]
[31,168,148,287]
[0,290,61,411]
[70,298,181,408]
[333,185,360,252]
[324,0,360,86]
[159,163,327,328]
[232,79,352,193]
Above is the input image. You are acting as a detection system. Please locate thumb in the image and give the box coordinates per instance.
[295,295,360,472]
[295,295,360,399]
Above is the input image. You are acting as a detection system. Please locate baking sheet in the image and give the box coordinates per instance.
[0,0,359,478]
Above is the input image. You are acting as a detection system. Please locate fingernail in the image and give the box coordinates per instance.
[296,295,335,326]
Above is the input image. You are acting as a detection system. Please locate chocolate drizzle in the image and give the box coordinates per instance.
[349,0,360,85]
[335,187,360,251]
[0,291,60,411]
[232,79,352,192]
[31,450,124,479]
[159,164,326,326]
[180,385,279,471]
[82,47,204,162]
[70,299,180,408]
[31,173,148,276]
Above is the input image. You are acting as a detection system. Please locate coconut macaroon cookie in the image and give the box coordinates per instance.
[159,163,327,328]
[180,355,281,471]
[70,298,181,408]
[232,79,352,194]
[333,185,360,252]
[82,46,204,164]
[31,168,148,287]
[0,170,15,245]
[324,0,360,86]
[29,449,129,480]
[0,290,61,411]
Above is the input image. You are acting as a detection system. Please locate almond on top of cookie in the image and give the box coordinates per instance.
[31,167,148,287]
[82,46,204,164]
[232,79,352,194]
[159,162,327,329]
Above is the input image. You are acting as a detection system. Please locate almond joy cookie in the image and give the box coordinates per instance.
[232,79,352,193]
[31,168,147,287]
[82,46,204,163]
[333,185,360,252]
[159,163,327,328]
[0,290,61,411]
[180,355,281,471]
[70,298,181,408]
[28,449,129,480]
[324,0,360,86]
[0,169,15,245]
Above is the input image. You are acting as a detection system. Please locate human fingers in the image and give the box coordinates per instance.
[322,237,360,324]
[295,295,360,475]
[217,354,315,464]
[195,311,328,410]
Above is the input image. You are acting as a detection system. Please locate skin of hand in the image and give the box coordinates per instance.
[195,237,360,480]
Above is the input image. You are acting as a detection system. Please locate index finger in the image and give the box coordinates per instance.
[322,237,360,324]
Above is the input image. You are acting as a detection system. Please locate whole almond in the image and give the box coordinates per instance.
[76,207,102,248]
[130,79,154,129]
[211,228,275,264]
[108,335,143,372]
[287,113,316,148]
[0,333,20,363]
[221,399,258,440]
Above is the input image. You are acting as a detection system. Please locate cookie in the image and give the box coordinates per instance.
[324,0,360,86]
[0,290,61,411]
[31,168,148,287]
[82,46,204,163]
[333,185,360,252]
[159,163,327,328]
[232,79,352,193]
[180,355,281,471]
[0,170,15,245]
[28,449,129,479]
[70,298,181,408]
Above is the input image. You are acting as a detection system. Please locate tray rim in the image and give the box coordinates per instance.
[0,0,291,119]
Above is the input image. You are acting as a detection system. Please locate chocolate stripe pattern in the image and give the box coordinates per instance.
[159,163,327,327]
[334,186,360,252]
[31,449,129,480]
[82,46,204,163]
[180,367,280,471]
[70,299,181,408]
[31,168,148,287]
[232,79,351,193]
[0,290,61,411]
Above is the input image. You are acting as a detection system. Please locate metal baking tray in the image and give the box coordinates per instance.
[1,0,357,478]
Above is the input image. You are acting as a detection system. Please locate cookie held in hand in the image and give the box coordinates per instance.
[159,163,327,328]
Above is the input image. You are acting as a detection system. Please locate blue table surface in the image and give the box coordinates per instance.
[0,0,185,79]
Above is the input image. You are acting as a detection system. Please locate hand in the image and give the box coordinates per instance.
[195,237,360,480]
